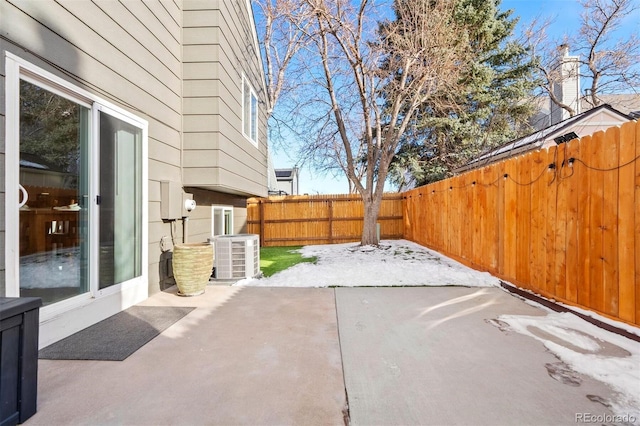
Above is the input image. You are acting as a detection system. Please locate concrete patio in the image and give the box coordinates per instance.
[28,286,623,425]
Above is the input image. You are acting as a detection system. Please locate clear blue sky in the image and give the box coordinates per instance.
[502,0,582,30]
[270,0,639,195]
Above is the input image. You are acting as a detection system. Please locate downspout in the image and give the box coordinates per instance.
[182,217,189,244]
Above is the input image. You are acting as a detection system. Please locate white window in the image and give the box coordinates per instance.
[5,53,148,316]
[242,75,258,146]
[212,206,234,236]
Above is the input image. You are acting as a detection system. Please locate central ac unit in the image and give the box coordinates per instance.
[213,234,260,279]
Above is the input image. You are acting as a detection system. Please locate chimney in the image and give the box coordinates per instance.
[551,45,581,124]
[559,43,570,57]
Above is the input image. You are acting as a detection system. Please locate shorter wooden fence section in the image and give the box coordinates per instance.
[247,193,403,246]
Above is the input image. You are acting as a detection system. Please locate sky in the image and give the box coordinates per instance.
[268,0,640,195]
[235,239,640,418]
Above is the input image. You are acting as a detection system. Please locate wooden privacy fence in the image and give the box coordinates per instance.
[404,120,639,326]
[247,193,403,246]
[246,121,638,326]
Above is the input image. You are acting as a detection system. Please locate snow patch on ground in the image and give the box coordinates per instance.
[235,239,500,288]
[499,311,640,421]
[20,247,81,289]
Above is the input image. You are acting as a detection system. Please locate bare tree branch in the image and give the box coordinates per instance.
[296,0,470,244]
[525,0,640,117]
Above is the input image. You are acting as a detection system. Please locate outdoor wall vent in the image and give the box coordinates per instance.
[213,234,260,280]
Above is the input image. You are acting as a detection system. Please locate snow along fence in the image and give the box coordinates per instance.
[404,120,639,327]
[246,121,638,327]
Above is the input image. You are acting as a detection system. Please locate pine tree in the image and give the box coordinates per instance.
[388,0,537,188]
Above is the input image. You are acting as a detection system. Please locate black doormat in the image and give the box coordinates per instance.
[39,306,195,361]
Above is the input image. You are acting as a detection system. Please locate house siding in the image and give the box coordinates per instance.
[2,0,268,313]
[183,0,269,197]
[0,0,185,298]
[185,187,249,241]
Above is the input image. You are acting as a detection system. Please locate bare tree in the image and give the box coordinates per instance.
[254,0,317,193]
[578,0,640,107]
[254,0,312,117]
[300,0,470,245]
[525,22,579,117]
[526,0,640,118]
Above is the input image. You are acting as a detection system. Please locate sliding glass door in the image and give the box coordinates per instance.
[18,80,90,305]
[11,65,145,307]
[98,110,143,290]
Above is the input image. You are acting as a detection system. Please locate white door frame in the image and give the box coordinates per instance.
[4,52,148,331]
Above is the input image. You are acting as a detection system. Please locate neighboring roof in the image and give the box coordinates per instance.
[456,104,633,173]
[588,93,640,116]
[275,170,292,178]
[275,168,298,180]
[19,152,65,172]
[529,93,640,131]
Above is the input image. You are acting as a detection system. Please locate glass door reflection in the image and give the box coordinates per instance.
[18,80,90,305]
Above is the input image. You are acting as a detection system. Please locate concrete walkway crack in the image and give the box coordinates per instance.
[333,287,351,426]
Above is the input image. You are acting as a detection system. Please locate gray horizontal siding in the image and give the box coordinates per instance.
[182,0,268,197]
[2,0,270,297]
[185,187,251,241]
[1,0,184,295]
[118,0,182,60]
[183,167,266,196]
[80,1,182,81]
[183,62,223,80]
[1,2,182,131]
[146,0,182,42]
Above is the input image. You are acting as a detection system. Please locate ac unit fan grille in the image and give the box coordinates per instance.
[213,235,260,279]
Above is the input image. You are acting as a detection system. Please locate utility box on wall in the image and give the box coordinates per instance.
[160,181,194,220]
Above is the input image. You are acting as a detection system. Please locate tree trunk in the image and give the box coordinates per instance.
[361,193,383,246]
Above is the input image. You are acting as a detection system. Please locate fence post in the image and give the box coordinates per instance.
[328,200,333,244]
[259,200,265,247]
[497,169,505,275]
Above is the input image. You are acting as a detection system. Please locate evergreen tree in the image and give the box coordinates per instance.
[20,80,82,175]
[388,0,537,188]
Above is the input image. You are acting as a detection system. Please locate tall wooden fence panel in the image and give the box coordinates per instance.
[404,121,639,326]
[247,193,404,247]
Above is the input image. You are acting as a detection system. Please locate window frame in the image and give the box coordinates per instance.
[242,74,259,147]
[211,205,234,237]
